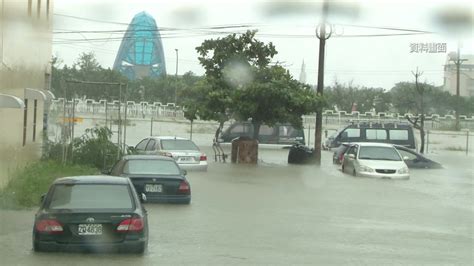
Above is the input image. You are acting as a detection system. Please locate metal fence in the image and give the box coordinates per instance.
[50,98,185,120]
[425,130,472,155]
[302,110,474,130]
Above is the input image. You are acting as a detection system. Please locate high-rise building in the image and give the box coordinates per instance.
[0,0,54,187]
[299,60,307,84]
[113,11,167,79]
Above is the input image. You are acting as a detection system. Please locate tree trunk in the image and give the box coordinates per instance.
[252,122,261,141]
[419,115,425,154]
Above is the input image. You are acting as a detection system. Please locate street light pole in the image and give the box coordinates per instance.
[175,48,179,104]
[452,42,467,131]
[314,1,332,165]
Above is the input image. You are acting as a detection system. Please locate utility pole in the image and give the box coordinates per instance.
[175,48,179,104]
[452,42,467,131]
[314,0,332,165]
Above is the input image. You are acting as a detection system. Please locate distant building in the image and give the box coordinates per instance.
[443,53,474,97]
[113,12,167,79]
[299,60,307,84]
[0,0,54,187]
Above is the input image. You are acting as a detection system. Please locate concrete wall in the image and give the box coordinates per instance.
[0,0,53,188]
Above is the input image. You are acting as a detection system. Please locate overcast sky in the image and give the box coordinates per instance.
[53,0,473,90]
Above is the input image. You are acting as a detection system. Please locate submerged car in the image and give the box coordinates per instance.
[218,122,305,145]
[394,145,442,169]
[334,143,442,169]
[107,155,191,204]
[328,122,417,149]
[342,143,410,179]
[33,176,148,253]
[134,136,207,171]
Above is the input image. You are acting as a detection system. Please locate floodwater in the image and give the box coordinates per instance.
[0,118,472,265]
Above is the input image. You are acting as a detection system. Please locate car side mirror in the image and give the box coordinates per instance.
[127,145,137,154]
[40,194,46,203]
[181,169,188,176]
[101,169,111,175]
[403,156,410,161]
[348,154,355,160]
[140,193,147,203]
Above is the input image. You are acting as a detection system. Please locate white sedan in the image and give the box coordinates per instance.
[134,136,208,171]
[342,143,409,179]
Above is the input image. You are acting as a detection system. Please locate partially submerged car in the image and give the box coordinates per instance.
[33,175,148,253]
[327,121,417,150]
[394,145,442,169]
[134,136,207,171]
[218,122,305,145]
[334,143,442,169]
[342,143,410,179]
[107,155,191,204]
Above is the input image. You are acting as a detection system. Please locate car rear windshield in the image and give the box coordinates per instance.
[48,184,133,210]
[161,139,199,150]
[358,146,402,161]
[124,159,181,175]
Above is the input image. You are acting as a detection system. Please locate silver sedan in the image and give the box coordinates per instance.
[134,136,208,171]
[342,143,410,180]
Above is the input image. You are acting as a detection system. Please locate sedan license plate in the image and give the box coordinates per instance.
[179,156,194,163]
[78,224,102,235]
[145,184,162,193]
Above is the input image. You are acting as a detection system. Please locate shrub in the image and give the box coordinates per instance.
[72,127,122,169]
[0,161,97,209]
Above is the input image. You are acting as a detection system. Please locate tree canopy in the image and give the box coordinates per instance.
[186,30,323,139]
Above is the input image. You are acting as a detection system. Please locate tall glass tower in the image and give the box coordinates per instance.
[113,12,167,79]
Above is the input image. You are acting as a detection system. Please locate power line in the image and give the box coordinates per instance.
[334,23,434,34]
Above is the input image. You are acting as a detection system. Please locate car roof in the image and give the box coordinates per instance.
[122,154,175,161]
[54,175,129,185]
[354,142,396,147]
[150,136,189,140]
[346,122,412,129]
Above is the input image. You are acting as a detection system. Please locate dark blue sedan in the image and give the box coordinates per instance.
[107,155,191,204]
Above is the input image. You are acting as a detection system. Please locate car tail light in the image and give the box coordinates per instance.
[35,219,63,234]
[178,181,190,194]
[200,154,207,161]
[116,217,144,232]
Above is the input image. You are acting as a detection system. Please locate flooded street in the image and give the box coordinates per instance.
[1,143,472,265]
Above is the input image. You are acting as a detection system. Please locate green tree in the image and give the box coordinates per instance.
[233,65,321,138]
[193,30,321,140]
[325,81,388,113]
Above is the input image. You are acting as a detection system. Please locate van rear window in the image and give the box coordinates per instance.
[389,130,409,140]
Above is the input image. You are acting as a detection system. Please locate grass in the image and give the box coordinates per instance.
[0,161,97,209]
